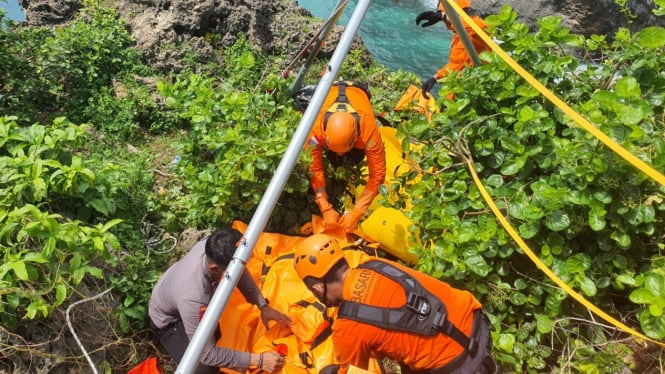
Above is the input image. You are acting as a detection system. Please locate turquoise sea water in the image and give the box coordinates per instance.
[297,0,453,81]
[0,0,26,22]
[0,0,453,81]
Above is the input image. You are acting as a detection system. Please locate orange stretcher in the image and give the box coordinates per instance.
[216,220,384,374]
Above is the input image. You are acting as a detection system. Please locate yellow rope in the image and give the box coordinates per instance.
[466,157,665,348]
[446,0,665,187]
[441,0,665,347]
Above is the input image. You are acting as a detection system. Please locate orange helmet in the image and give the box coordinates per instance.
[439,0,470,10]
[325,112,357,154]
[456,0,471,8]
[294,234,345,280]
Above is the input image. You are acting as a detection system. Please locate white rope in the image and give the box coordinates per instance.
[141,220,178,264]
[65,287,114,374]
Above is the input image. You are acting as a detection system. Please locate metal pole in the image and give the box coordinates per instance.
[289,0,347,97]
[439,0,482,66]
[175,0,372,371]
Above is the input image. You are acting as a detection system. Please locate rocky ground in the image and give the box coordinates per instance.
[474,0,665,40]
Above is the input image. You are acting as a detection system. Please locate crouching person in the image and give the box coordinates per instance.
[148,228,292,373]
[293,234,496,374]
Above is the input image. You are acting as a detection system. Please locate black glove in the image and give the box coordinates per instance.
[421,76,437,99]
[415,10,444,27]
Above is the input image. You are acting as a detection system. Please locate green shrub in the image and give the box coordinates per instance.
[0,116,122,328]
[397,6,665,371]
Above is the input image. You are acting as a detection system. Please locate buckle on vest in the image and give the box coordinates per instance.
[433,311,453,334]
[407,292,430,320]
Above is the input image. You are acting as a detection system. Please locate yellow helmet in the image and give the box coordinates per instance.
[325,112,358,154]
[294,234,345,280]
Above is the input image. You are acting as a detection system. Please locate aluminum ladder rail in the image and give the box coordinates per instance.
[175,0,372,371]
[439,0,482,67]
[288,0,348,97]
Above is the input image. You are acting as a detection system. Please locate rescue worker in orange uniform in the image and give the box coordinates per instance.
[416,0,491,98]
[305,80,386,233]
[293,234,497,374]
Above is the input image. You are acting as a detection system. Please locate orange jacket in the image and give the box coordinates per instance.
[332,258,482,373]
[305,84,386,213]
[435,15,490,79]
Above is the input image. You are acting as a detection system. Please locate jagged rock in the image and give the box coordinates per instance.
[473,0,665,40]
[19,0,79,25]
[178,228,211,255]
[19,0,367,72]
[16,0,665,72]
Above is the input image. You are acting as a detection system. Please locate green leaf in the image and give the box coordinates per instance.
[123,305,145,320]
[500,134,525,154]
[474,139,495,156]
[630,289,655,304]
[615,77,641,99]
[457,224,476,243]
[613,102,644,126]
[86,266,104,279]
[509,292,528,305]
[485,174,504,187]
[101,218,123,232]
[496,333,515,352]
[544,210,570,231]
[26,302,38,319]
[519,221,540,239]
[89,198,110,216]
[23,252,49,264]
[616,274,635,287]
[566,253,591,273]
[54,284,67,307]
[592,191,612,204]
[500,159,520,175]
[508,202,526,219]
[588,208,606,231]
[409,182,429,197]
[409,121,430,136]
[636,27,665,48]
[522,205,545,220]
[636,309,665,339]
[517,105,535,122]
[465,255,491,277]
[69,253,82,272]
[611,230,631,249]
[535,314,554,334]
[11,261,29,281]
[580,276,597,297]
[645,273,665,298]
[626,204,656,225]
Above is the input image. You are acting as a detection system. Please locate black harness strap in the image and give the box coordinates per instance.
[323,81,361,135]
[337,260,472,351]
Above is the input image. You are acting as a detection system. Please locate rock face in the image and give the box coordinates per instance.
[110,0,359,72]
[472,0,665,39]
[18,0,665,71]
[19,0,365,72]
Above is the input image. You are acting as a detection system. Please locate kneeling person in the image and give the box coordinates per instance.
[293,234,496,374]
[305,80,387,233]
[148,228,292,373]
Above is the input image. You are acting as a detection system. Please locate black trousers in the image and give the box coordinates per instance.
[149,318,217,374]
